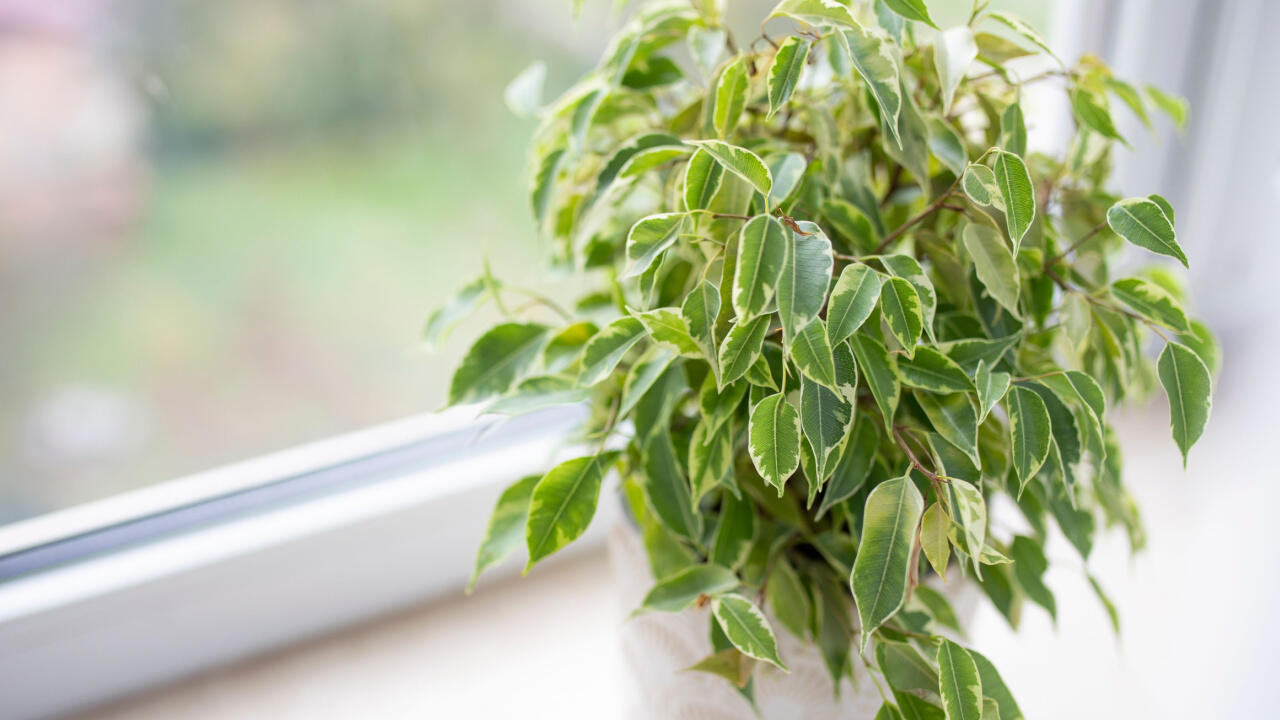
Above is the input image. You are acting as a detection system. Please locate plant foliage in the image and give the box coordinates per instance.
[442,0,1216,713]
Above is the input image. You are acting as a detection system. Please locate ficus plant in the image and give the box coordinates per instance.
[434,0,1216,716]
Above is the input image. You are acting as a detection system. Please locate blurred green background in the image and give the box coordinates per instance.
[0,0,1048,522]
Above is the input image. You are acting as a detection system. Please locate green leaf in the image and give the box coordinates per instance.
[1007,386,1052,492]
[525,452,620,570]
[879,254,938,344]
[768,36,812,118]
[686,140,773,198]
[843,25,904,146]
[1009,536,1056,620]
[851,474,924,644]
[767,153,808,208]
[973,32,1033,64]
[642,428,702,542]
[1105,77,1153,132]
[816,416,879,519]
[993,150,1035,254]
[970,650,1024,720]
[641,564,740,613]
[690,416,735,501]
[851,332,902,432]
[1110,277,1191,332]
[917,392,980,469]
[900,347,975,393]
[618,347,678,418]
[1071,88,1125,143]
[823,198,877,252]
[633,307,702,357]
[1000,101,1027,157]
[777,221,834,339]
[684,649,755,688]
[682,278,722,370]
[624,212,688,278]
[1088,573,1121,635]
[579,316,646,386]
[882,0,937,27]
[945,477,987,568]
[1106,197,1188,267]
[684,148,726,211]
[974,360,1010,422]
[619,145,694,179]
[733,215,788,318]
[504,61,545,117]
[768,0,859,30]
[469,474,539,592]
[938,334,1019,373]
[881,276,924,356]
[766,557,811,638]
[486,375,590,416]
[929,118,969,177]
[719,315,772,386]
[449,322,549,405]
[962,164,999,208]
[1146,85,1188,131]
[531,147,564,229]
[713,56,749,138]
[1157,342,1212,466]
[749,392,803,495]
[877,639,939,694]
[801,342,858,489]
[1149,193,1176,224]
[934,26,977,114]
[962,223,1021,317]
[986,11,1058,61]
[827,263,883,345]
[711,593,788,670]
[937,639,983,720]
[921,502,951,581]
[1179,319,1220,375]
[712,492,756,569]
[423,277,486,351]
[790,318,839,390]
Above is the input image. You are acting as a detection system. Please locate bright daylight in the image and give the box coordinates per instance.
[1,0,1277,718]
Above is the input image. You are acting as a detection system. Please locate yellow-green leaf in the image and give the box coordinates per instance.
[1157,342,1212,467]
[525,452,620,570]
[851,474,924,645]
[768,36,812,118]
[712,593,788,670]
[469,474,539,592]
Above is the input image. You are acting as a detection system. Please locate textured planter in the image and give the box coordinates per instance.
[608,520,978,719]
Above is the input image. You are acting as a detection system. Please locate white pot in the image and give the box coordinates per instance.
[607,520,979,720]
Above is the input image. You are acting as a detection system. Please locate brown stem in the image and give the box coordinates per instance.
[873,177,962,253]
[1044,220,1107,270]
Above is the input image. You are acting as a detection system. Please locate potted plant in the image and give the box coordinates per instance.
[436,0,1216,716]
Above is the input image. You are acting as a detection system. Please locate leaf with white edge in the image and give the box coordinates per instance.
[423,276,486,350]
[719,315,772,386]
[880,276,924,356]
[766,557,811,638]
[828,264,883,345]
[712,492,755,569]
[485,375,590,416]
[1001,101,1027,157]
[504,61,546,117]
[531,146,564,228]
[525,452,619,570]
[816,415,879,519]
[971,650,1024,720]
[883,0,937,28]
[1071,88,1124,143]
[1111,277,1191,332]
[851,332,902,431]
[683,278,721,370]
[749,392,803,495]
[844,25,904,146]
[851,474,924,644]
[688,25,726,75]
[945,477,987,571]
[993,150,1035,254]
[767,153,808,208]
[712,593,788,670]
[974,360,1010,422]
[449,322,549,405]
[633,307,702,357]
[801,342,858,489]
[469,474,538,592]
[686,140,773,198]
[1157,342,1212,467]
[880,253,938,344]
[962,164,1000,208]
[987,11,1058,62]
[921,501,951,581]
[643,428,702,542]
[1009,536,1055,620]
[768,36,812,118]
[684,148,726,211]
[935,26,977,114]
[938,334,1019,373]
[917,392,980,469]
[580,316,646,386]
[690,417,735,501]
[641,563,740,613]
[1088,573,1121,635]
[777,221,834,339]
[713,56,749,139]
[937,639,983,720]
[1146,85,1188,131]
[1149,193,1175,224]
[963,223,1021,317]
[1107,197,1188,267]
[624,212,688,278]
[767,0,859,29]
[619,346,678,417]
[790,319,839,390]
[1007,386,1052,492]
[619,145,694,179]
[733,215,788,318]
[1179,319,1220,375]
[900,347,974,393]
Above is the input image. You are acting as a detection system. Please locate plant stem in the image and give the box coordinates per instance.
[1044,220,1107,269]
[873,177,962,253]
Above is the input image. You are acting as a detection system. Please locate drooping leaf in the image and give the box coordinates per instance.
[1106,77,1153,132]
[1157,342,1212,466]
[1007,386,1052,492]
[768,36,813,118]
[619,347,679,418]
[713,56,750,138]
[1145,85,1189,131]
[423,277,487,351]
[993,150,1035,254]
[843,24,904,146]
[525,451,620,570]
[937,639,983,720]
[851,332,902,431]
[828,263,883,345]
[974,360,1011,422]
[1110,277,1191,332]
[766,557,812,638]
[970,650,1024,720]
[791,318,840,390]
[921,502,951,581]
[749,392,803,495]
[801,342,858,490]
[1106,197,1188,267]
[684,148,726,211]
[852,474,924,643]
[962,223,1021,317]
[641,563,740,613]
[934,26,977,114]
[449,322,549,405]
[684,649,755,688]
[690,416,736,501]
[633,307,702,357]
[917,392,981,469]
[881,276,924,356]
[712,492,756,569]
[686,140,773,197]
[579,316,646,386]
[733,215,788,318]
[1009,535,1056,620]
[469,474,539,592]
[719,315,772,386]
[816,415,879,518]
[712,593,788,670]
[777,221,834,338]
[624,213,689,278]
[882,0,937,27]
[1071,88,1125,143]
[880,253,938,344]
